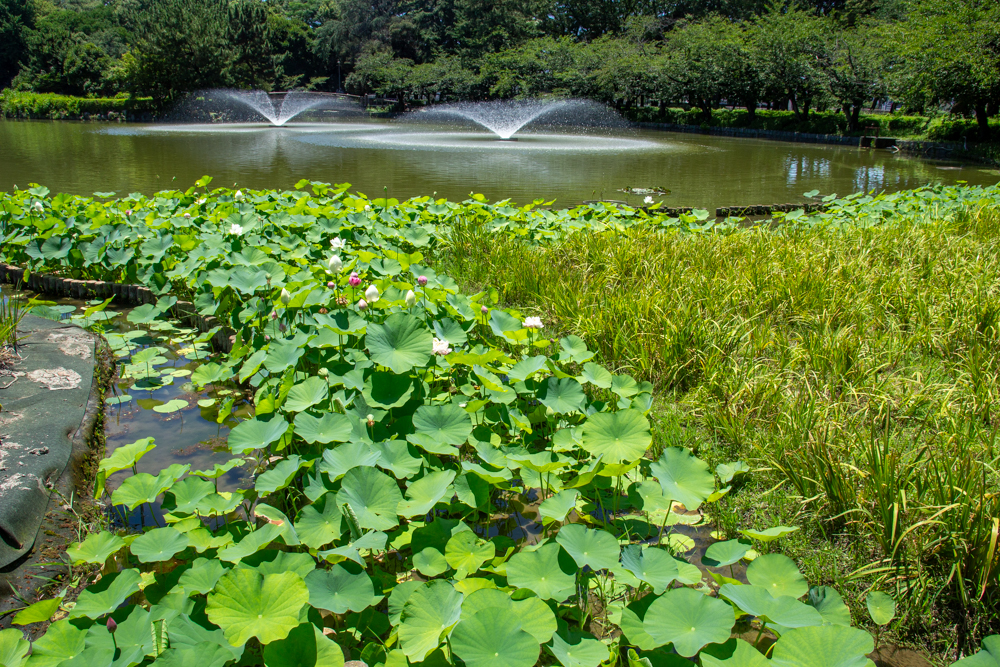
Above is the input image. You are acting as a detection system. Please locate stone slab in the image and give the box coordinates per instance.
[0,315,96,569]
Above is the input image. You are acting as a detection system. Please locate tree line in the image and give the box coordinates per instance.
[0,0,997,137]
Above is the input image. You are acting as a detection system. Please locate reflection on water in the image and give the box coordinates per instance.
[1,119,994,208]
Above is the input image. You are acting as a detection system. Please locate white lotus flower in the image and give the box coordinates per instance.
[404,290,416,307]
[432,337,452,355]
[234,190,244,201]
[524,316,543,329]
[644,196,654,205]
[229,223,243,235]
[33,202,43,213]
[327,255,343,273]
[196,198,206,205]
[330,237,346,250]
[280,288,291,305]
[183,213,191,219]
[365,284,380,303]
[363,204,371,212]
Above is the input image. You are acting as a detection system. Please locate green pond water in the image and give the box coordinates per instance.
[2,118,996,208]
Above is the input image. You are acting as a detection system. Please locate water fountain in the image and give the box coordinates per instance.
[414,99,619,140]
[216,90,330,126]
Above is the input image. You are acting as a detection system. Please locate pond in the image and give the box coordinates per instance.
[1,118,995,208]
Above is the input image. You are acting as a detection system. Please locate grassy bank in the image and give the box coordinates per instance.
[0,90,157,120]
[441,191,1000,661]
[624,106,1000,144]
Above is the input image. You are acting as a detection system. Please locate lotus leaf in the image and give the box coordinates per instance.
[866,591,896,626]
[398,580,464,661]
[163,476,215,513]
[153,398,189,414]
[398,470,457,517]
[412,404,474,445]
[294,412,353,444]
[11,596,62,626]
[256,455,309,494]
[364,371,414,409]
[284,376,329,412]
[261,622,346,667]
[165,614,245,664]
[700,638,770,667]
[746,554,808,599]
[373,440,424,478]
[337,466,403,531]
[807,586,852,626]
[110,464,189,510]
[505,542,577,601]
[555,524,620,570]
[22,620,86,667]
[295,494,344,549]
[445,531,496,577]
[218,523,284,562]
[719,584,823,628]
[413,547,450,577]
[227,416,290,454]
[130,527,191,563]
[451,607,540,667]
[70,569,143,619]
[739,526,799,542]
[178,558,228,596]
[94,437,155,496]
[366,312,432,373]
[581,409,651,464]
[620,545,679,594]
[539,489,580,522]
[548,632,610,667]
[703,539,752,568]
[305,564,377,614]
[578,362,613,389]
[66,531,125,565]
[537,377,587,414]
[953,636,1000,667]
[649,447,715,511]
[0,628,29,667]
[205,569,309,646]
[769,625,875,667]
[643,587,735,657]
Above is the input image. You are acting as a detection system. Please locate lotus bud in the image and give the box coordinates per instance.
[481,305,488,314]
[327,255,343,273]
[364,204,371,212]
[125,209,133,216]
[327,281,335,289]
[278,322,287,332]
[270,311,277,320]
[264,335,271,341]
[280,288,291,305]
[106,618,117,633]
[349,272,361,287]
[33,201,44,213]
[366,414,375,427]
[417,275,428,287]
[183,212,191,219]
[234,190,244,201]
[357,298,368,311]
[318,367,329,377]
[365,284,380,303]
[405,290,416,307]
[523,316,543,329]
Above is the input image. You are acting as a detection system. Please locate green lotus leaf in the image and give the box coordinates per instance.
[514,596,558,644]
[649,447,715,511]
[69,569,143,619]
[263,340,304,373]
[398,470,457,517]
[153,398,189,414]
[250,504,300,546]
[807,586,852,626]
[746,554,808,599]
[194,490,245,517]
[739,525,799,543]
[628,480,673,513]
[239,550,316,578]
[261,622,346,667]
[0,628,29,667]
[398,580,464,661]
[620,545,679,594]
[717,461,750,485]
[445,531,496,577]
[451,607,539,667]
[227,416,290,454]
[320,442,380,480]
[548,631,609,667]
[366,312,432,373]
[164,613,245,665]
[953,636,1000,667]
[555,524,620,571]
[284,376,329,412]
[319,531,388,567]
[217,523,285,563]
[178,558,228,596]
[373,440,424,479]
[255,455,309,495]
[866,591,896,626]
[700,638,771,666]
[110,464,189,510]
[703,539,752,568]
[190,362,232,387]
[490,310,524,335]
[433,317,469,347]
[363,371,414,409]
[130,527,191,563]
[413,547,450,577]
[507,355,548,382]
[95,437,156,496]
[389,580,424,625]
[205,569,309,646]
[580,409,651,464]
[505,542,577,601]
[191,458,244,480]
[11,596,62,626]
[293,412,353,444]
[577,362,613,389]
[337,466,404,531]
[539,489,580,523]
[770,625,875,667]
[22,619,86,667]
[559,335,594,363]
[719,584,823,628]
[412,404,474,445]
[305,564,378,614]
[66,531,125,565]
[163,476,216,514]
[537,377,587,414]
[618,594,658,650]
[459,588,513,623]
[294,494,345,549]
[643,587,734,657]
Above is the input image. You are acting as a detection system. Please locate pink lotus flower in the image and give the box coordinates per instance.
[349,272,361,287]
[417,275,428,286]
[432,337,452,355]
[357,298,368,311]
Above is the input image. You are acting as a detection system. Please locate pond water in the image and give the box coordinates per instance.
[1,118,995,208]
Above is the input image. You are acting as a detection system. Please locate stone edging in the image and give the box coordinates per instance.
[0,264,234,353]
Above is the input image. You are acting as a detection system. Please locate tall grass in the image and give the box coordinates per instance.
[442,204,1000,659]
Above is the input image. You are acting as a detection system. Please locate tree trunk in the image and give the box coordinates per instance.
[847,104,861,133]
[745,103,756,124]
[975,102,990,141]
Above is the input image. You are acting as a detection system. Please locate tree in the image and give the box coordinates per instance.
[818,22,886,132]
[0,0,33,88]
[888,0,1000,139]
[752,4,827,118]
